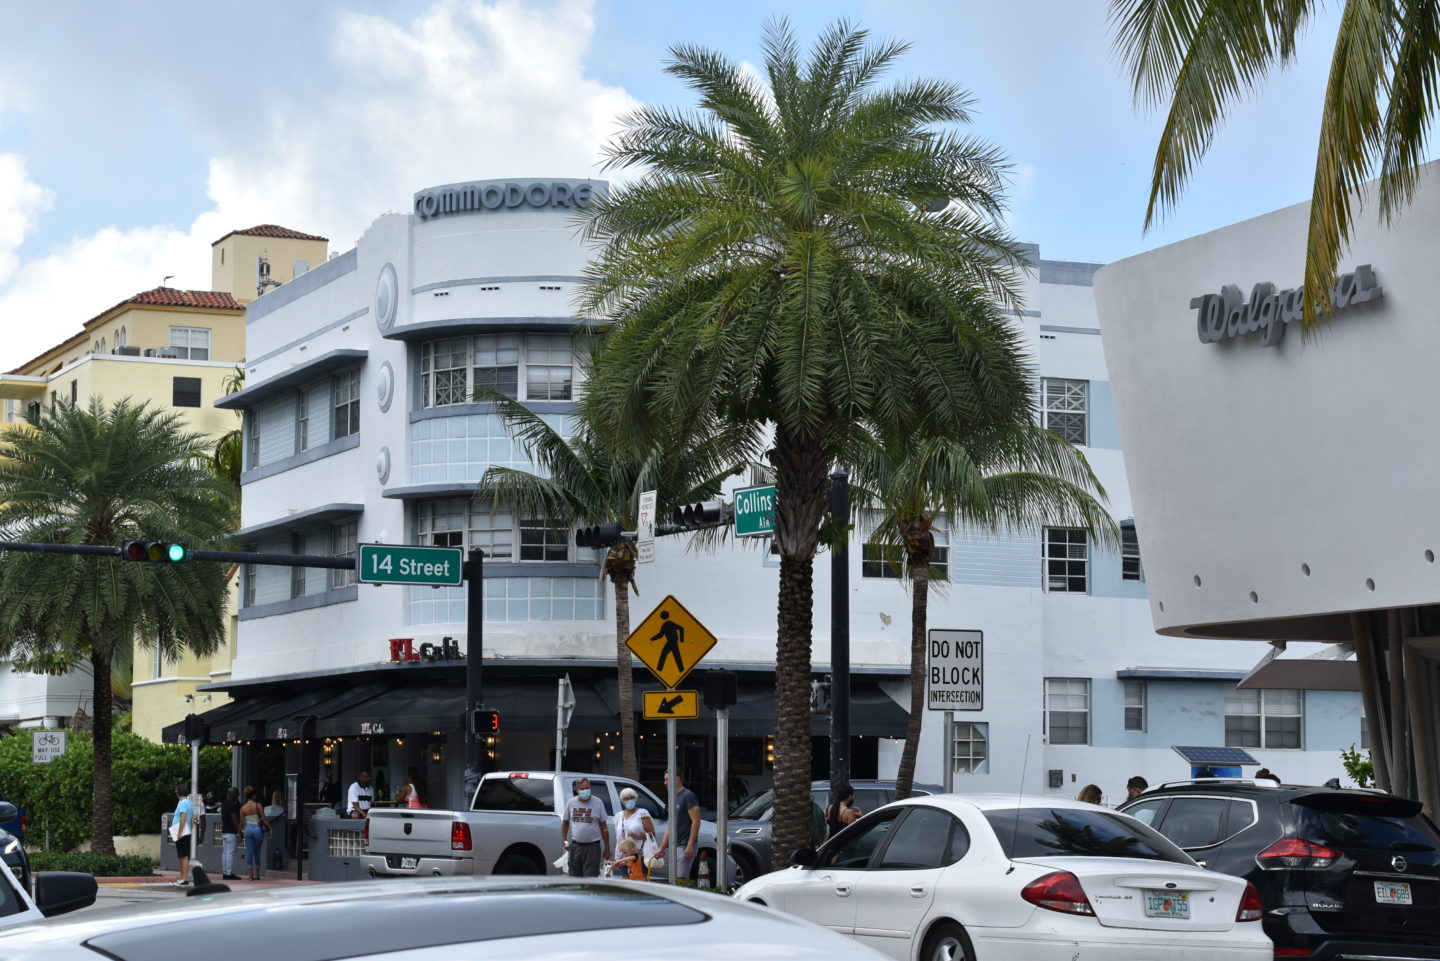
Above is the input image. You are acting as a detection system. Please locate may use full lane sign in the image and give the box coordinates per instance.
[927,629,982,711]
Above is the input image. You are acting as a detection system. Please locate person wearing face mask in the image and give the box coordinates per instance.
[614,787,657,870]
[560,777,611,877]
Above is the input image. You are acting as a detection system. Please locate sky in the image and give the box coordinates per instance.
[0,0,1355,371]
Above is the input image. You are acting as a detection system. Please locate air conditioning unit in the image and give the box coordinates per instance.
[115,346,142,356]
[142,348,156,357]
[155,347,180,359]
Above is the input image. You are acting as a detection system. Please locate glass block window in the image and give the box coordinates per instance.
[952,722,989,774]
[408,412,571,485]
[420,334,575,407]
[1122,522,1142,581]
[408,576,605,625]
[1124,680,1146,732]
[1045,677,1090,745]
[332,369,360,438]
[329,519,358,590]
[1225,687,1303,749]
[1042,377,1088,445]
[1044,528,1088,593]
[169,326,211,361]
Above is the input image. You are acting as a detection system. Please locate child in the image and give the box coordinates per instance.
[609,837,646,881]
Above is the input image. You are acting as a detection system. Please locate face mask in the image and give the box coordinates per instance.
[578,789,591,800]
[624,799,636,810]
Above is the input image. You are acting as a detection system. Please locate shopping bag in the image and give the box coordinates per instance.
[553,851,569,875]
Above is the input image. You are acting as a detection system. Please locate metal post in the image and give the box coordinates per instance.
[942,711,954,793]
[716,707,729,890]
[829,470,850,790]
[463,549,486,803]
[667,718,677,884]
[189,739,200,876]
[1352,613,1392,792]
[556,678,565,771]
[1388,610,1410,797]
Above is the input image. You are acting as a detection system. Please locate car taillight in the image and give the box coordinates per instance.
[1273,950,1311,957]
[1236,881,1264,921]
[452,822,472,851]
[1256,838,1338,869]
[1020,871,1095,916]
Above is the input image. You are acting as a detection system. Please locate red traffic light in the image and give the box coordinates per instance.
[122,541,148,561]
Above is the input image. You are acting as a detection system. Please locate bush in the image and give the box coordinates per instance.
[0,731,231,850]
[29,851,157,877]
[1341,743,1375,789]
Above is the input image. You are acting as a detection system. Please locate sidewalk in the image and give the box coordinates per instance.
[102,868,320,891]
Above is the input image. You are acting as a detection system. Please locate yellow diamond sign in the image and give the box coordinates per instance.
[626,595,717,689]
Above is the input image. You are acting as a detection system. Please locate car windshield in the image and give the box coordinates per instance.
[984,807,1192,864]
[472,776,553,813]
[732,790,774,820]
[1294,796,1440,852]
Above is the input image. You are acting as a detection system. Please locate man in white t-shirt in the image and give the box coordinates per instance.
[560,777,610,877]
[347,770,373,819]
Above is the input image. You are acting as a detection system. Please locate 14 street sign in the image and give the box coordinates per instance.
[643,689,699,719]
[359,543,463,586]
[927,629,983,711]
[732,484,776,537]
[626,595,717,689]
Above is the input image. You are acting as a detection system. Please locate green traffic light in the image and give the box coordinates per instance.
[167,543,187,562]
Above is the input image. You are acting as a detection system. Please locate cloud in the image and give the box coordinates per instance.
[0,154,53,285]
[0,0,638,370]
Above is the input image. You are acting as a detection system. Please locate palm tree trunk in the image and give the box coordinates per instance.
[770,421,831,867]
[607,545,639,781]
[90,646,117,856]
[895,538,932,800]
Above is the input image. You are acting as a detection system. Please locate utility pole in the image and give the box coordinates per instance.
[463,549,486,804]
[829,470,851,791]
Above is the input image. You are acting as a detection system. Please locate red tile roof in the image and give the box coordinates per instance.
[212,224,329,245]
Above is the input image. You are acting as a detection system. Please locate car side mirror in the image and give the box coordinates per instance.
[33,871,98,918]
[0,802,17,823]
[790,847,817,868]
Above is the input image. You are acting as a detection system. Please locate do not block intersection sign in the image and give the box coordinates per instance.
[927,629,983,711]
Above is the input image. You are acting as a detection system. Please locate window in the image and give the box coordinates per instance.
[291,532,307,598]
[247,414,260,468]
[329,520,358,589]
[1225,687,1302,749]
[519,518,569,562]
[951,722,989,774]
[1124,680,1146,732]
[1122,522,1142,581]
[296,391,310,451]
[820,811,900,869]
[417,499,579,564]
[1360,714,1370,750]
[1042,377,1088,445]
[70,380,78,404]
[1045,677,1090,745]
[242,564,256,607]
[861,518,948,579]
[1044,528,1088,593]
[3,400,14,422]
[333,369,360,438]
[419,334,576,407]
[983,808,1189,863]
[1157,797,1230,849]
[876,808,965,869]
[169,326,211,360]
[172,376,202,408]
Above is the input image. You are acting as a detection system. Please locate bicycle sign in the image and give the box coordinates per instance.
[32,730,66,764]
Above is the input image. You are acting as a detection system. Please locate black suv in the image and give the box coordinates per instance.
[1120,779,1440,959]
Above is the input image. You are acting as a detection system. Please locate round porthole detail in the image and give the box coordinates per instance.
[376,361,395,413]
[374,263,398,330]
[376,447,391,485]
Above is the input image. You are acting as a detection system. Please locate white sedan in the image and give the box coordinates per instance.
[735,794,1271,961]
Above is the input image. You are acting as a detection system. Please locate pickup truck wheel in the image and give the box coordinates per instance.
[494,853,542,875]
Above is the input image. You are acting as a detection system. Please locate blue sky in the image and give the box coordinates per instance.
[0,0,1350,369]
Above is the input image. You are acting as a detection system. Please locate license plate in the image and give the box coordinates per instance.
[1375,881,1412,905]
[1143,891,1191,919]
[400,856,418,870]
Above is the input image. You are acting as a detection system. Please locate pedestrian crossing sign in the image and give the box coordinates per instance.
[626,595,716,689]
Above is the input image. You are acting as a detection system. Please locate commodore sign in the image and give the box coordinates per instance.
[1191,264,1383,347]
[413,178,601,220]
[928,629,982,711]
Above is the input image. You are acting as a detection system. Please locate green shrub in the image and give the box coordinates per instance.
[1341,743,1375,789]
[0,731,231,849]
[28,851,157,877]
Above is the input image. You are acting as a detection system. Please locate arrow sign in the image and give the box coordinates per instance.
[643,689,699,720]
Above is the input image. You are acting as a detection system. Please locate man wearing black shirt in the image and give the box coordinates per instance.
[219,787,241,880]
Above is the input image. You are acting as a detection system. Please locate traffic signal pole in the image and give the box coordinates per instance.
[829,471,851,793]
[463,549,486,803]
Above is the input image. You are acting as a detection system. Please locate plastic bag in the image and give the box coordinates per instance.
[553,851,569,875]
[647,854,665,875]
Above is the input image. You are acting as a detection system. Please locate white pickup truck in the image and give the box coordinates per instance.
[361,770,734,884]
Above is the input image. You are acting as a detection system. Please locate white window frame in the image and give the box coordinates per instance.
[291,532,307,598]
[242,564,256,607]
[1045,677,1090,745]
[416,499,583,564]
[1124,680,1146,732]
[333,369,360,438]
[247,413,260,468]
[951,721,989,774]
[860,515,949,580]
[419,334,577,408]
[1122,522,1142,581]
[1225,687,1303,750]
[329,519,358,590]
[296,391,310,452]
[169,326,212,361]
[1043,527,1089,593]
[1042,377,1088,445]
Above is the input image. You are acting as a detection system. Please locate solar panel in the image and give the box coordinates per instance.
[1172,745,1259,766]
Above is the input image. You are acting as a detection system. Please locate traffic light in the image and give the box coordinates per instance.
[473,710,501,734]
[672,500,726,529]
[575,524,623,549]
[121,541,188,562]
[183,713,207,743]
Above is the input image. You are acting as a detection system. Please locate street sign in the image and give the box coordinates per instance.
[643,689,699,719]
[637,490,656,564]
[927,629,983,711]
[32,730,66,764]
[358,543,463,586]
[732,484,776,537]
[626,595,717,688]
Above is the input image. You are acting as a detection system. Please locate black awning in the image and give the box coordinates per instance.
[160,694,285,746]
[315,677,615,737]
[264,683,392,740]
[622,679,908,738]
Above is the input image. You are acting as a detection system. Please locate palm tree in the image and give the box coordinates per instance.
[579,19,1037,863]
[1110,0,1440,332]
[478,397,742,780]
[0,399,234,854]
[849,425,1119,799]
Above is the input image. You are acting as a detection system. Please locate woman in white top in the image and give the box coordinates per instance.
[614,787,656,856]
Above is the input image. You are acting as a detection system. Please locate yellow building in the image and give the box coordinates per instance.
[0,225,328,740]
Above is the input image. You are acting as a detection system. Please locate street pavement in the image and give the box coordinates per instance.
[84,869,317,913]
